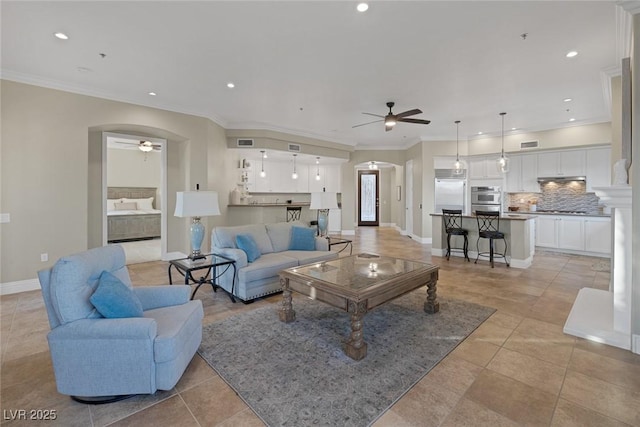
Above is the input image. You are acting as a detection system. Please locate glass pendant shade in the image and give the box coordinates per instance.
[292,154,298,180]
[452,120,464,175]
[496,112,510,173]
[260,150,266,178]
[315,157,321,180]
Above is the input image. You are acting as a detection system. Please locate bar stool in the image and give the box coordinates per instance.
[475,210,509,268]
[286,206,302,222]
[441,209,470,261]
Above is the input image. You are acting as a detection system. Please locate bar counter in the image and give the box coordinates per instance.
[430,213,536,268]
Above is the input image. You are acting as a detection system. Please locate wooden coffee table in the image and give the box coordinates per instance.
[278,253,439,360]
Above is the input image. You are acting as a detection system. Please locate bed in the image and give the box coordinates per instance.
[107,187,161,242]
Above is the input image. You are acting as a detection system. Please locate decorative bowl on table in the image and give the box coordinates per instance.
[508,206,519,212]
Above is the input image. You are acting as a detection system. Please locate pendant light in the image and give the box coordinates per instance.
[291,154,298,180]
[315,157,321,181]
[259,150,266,178]
[453,120,464,175]
[496,112,509,173]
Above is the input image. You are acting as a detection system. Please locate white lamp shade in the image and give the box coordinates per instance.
[310,192,338,210]
[174,191,221,217]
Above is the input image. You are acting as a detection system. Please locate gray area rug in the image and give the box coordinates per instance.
[198,292,495,427]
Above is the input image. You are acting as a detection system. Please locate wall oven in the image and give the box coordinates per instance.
[471,186,501,213]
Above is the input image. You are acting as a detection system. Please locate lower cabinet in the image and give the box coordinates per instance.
[535,215,611,256]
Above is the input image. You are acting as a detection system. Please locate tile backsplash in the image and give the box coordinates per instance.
[507,181,602,214]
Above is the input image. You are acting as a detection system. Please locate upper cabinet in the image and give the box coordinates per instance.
[537,150,585,177]
[505,153,538,193]
[469,156,502,179]
[586,147,611,192]
[308,164,342,193]
[252,161,340,193]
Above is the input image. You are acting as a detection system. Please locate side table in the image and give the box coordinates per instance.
[327,237,353,255]
[168,253,237,302]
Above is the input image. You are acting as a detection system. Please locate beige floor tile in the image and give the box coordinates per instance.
[450,336,501,368]
[424,355,483,395]
[108,395,199,427]
[466,321,514,346]
[487,347,566,395]
[551,398,632,427]
[484,311,523,330]
[180,376,248,425]
[560,370,640,426]
[175,354,218,393]
[89,390,177,426]
[568,348,640,393]
[503,328,574,367]
[574,338,640,366]
[217,408,266,427]
[372,409,415,427]
[440,397,520,427]
[465,370,557,426]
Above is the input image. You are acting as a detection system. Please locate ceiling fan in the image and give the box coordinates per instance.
[113,140,162,152]
[353,102,431,132]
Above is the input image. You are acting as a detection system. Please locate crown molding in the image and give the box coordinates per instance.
[617,1,640,15]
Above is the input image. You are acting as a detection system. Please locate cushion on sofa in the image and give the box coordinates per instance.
[266,221,307,252]
[281,250,338,265]
[289,226,316,251]
[213,224,274,254]
[236,234,261,262]
[238,253,299,283]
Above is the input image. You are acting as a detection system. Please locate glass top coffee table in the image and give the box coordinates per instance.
[278,253,439,360]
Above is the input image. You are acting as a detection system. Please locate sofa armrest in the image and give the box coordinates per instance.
[48,317,157,341]
[134,285,190,311]
[314,236,329,251]
[213,247,248,269]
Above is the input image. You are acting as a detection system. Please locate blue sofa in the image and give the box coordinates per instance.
[38,245,203,401]
[211,221,338,302]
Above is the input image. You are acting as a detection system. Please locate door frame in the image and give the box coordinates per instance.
[405,159,413,236]
[358,169,379,226]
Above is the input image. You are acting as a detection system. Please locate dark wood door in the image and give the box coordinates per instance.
[358,170,379,226]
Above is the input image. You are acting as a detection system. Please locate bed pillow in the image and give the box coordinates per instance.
[124,197,154,210]
[115,202,137,210]
[236,234,261,262]
[107,198,122,211]
[289,226,316,251]
[90,271,144,318]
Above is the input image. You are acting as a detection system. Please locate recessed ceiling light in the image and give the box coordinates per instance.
[566,51,578,58]
[227,82,235,88]
[563,98,573,102]
[54,32,69,40]
[357,3,369,12]
[477,131,483,135]
[148,92,157,96]
[511,127,517,131]
[569,118,576,122]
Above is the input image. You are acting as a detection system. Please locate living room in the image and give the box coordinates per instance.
[2,1,640,426]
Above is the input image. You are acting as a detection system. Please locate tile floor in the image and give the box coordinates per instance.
[2,227,639,426]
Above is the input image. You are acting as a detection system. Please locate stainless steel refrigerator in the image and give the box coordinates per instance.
[434,170,466,213]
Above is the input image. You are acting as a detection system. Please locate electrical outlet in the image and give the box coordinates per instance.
[40,253,48,262]
[0,213,9,223]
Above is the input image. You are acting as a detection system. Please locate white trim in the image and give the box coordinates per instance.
[618,1,640,15]
[409,234,431,245]
[0,278,41,296]
[341,229,356,236]
[164,251,187,261]
[601,66,621,115]
[633,335,640,354]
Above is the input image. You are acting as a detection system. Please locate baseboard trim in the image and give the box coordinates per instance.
[341,230,355,235]
[163,251,187,261]
[0,278,41,296]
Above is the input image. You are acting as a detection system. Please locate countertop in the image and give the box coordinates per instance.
[430,213,532,221]
[228,203,311,207]
[514,211,610,218]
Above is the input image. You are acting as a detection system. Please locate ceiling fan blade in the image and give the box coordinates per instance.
[385,124,394,132]
[353,119,384,128]
[396,109,422,118]
[398,118,431,125]
[362,112,385,118]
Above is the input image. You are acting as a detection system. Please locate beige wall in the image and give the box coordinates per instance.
[107,148,162,189]
[631,12,639,347]
[1,80,228,284]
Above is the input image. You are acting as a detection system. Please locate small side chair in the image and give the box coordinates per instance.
[441,209,470,261]
[475,210,510,268]
[286,206,302,222]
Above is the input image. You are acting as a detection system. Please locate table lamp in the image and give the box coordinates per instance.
[174,189,220,259]
[310,192,338,237]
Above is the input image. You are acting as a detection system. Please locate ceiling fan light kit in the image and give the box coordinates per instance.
[353,101,430,132]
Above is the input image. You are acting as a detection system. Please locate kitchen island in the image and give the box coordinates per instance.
[431,213,535,268]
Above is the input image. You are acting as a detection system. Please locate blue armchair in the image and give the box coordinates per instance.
[38,245,203,402]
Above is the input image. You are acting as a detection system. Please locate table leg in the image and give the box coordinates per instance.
[278,277,295,323]
[423,271,440,314]
[344,300,368,360]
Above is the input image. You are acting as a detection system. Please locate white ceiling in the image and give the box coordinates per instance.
[1,1,625,149]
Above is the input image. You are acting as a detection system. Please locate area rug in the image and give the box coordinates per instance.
[198,292,495,427]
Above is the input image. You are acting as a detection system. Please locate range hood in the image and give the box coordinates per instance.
[537,176,586,183]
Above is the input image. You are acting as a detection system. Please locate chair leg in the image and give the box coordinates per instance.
[489,238,494,268]
[474,238,480,264]
[446,234,451,260]
[503,238,510,267]
[464,235,470,261]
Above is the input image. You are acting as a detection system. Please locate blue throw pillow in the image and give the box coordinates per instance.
[90,271,144,318]
[289,226,316,251]
[236,234,261,262]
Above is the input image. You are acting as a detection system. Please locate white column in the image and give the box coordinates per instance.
[563,185,632,350]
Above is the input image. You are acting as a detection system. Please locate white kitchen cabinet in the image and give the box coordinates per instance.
[469,156,502,179]
[535,214,610,256]
[557,217,584,250]
[584,218,611,254]
[505,154,538,193]
[328,208,342,232]
[536,216,559,248]
[586,147,611,192]
[308,164,342,193]
[537,150,586,177]
[253,161,308,193]
[324,164,342,193]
